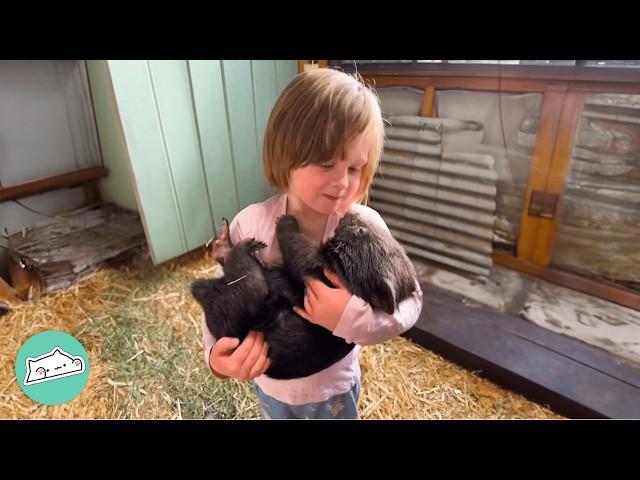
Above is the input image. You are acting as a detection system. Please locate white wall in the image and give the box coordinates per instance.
[0,61,101,281]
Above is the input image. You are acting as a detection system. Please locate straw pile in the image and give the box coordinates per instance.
[0,250,563,419]
[359,338,562,419]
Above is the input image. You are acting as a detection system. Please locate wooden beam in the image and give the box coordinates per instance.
[517,89,566,263]
[364,74,551,93]
[421,86,436,116]
[493,250,640,311]
[298,60,329,73]
[363,74,640,95]
[0,167,108,203]
[437,76,548,92]
[567,81,640,94]
[342,63,640,85]
[363,75,433,89]
[532,92,585,266]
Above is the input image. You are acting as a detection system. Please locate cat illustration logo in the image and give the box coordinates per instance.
[15,330,90,405]
[24,347,86,386]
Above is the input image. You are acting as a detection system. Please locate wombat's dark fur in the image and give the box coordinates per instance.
[191,213,417,380]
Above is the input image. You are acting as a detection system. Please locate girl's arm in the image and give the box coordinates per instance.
[331,281,423,346]
[292,209,424,346]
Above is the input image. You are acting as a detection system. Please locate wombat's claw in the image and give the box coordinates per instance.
[246,240,268,254]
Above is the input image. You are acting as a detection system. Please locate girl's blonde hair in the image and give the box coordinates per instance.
[263,68,384,204]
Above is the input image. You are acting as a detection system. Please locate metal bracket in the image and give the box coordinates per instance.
[529,190,558,219]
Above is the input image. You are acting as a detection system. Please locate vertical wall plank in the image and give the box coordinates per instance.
[532,92,585,266]
[517,87,566,263]
[222,61,262,208]
[188,60,239,235]
[105,60,298,263]
[86,60,139,212]
[251,60,278,199]
[275,60,298,97]
[107,60,186,263]
[148,60,214,251]
[421,86,436,116]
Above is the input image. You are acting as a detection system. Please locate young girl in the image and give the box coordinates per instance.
[201,67,423,419]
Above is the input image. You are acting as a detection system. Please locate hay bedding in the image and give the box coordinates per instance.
[0,250,563,419]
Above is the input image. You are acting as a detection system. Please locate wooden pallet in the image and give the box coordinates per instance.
[6,203,146,296]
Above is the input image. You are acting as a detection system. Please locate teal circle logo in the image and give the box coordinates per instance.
[15,330,90,405]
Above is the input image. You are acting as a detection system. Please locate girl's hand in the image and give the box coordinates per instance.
[209,331,271,381]
[293,268,353,332]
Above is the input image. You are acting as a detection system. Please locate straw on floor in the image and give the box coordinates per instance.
[0,250,563,419]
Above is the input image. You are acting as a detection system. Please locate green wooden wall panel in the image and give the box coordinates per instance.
[251,60,278,199]
[221,60,263,208]
[107,60,186,263]
[85,60,139,212]
[188,60,239,235]
[276,60,298,98]
[148,60,214,251]
[101,60,297,263]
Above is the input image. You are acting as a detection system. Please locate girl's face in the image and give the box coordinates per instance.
[288,133,371,216]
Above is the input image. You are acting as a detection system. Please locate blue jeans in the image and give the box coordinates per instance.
[253,381,361,419]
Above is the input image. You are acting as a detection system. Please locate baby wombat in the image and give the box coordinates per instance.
[191,213,417,380]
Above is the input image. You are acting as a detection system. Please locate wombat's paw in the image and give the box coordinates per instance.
[245,239,268,255]
[275,214,300,233]
[190,278,211,304]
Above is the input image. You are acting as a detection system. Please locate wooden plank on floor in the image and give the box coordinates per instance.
[403,283,640,419]
[422,283,640,386]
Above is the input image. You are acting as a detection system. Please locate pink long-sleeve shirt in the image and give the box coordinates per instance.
[202,193,423,405]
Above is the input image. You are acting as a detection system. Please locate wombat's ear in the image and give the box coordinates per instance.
[370,278,396,315]
[190,279,212,303]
